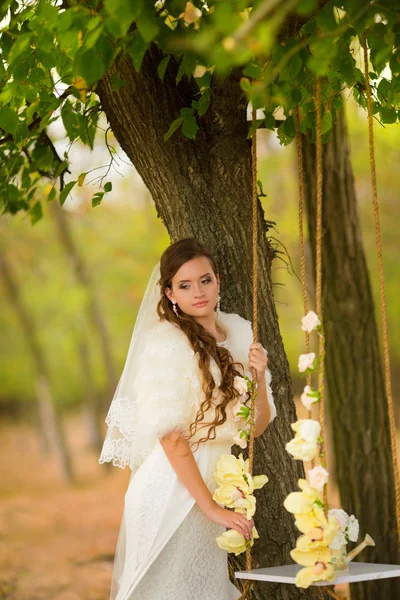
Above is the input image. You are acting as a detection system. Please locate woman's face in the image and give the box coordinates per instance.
[164,256,220,318]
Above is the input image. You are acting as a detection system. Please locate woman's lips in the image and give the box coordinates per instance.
[193,301,208,307]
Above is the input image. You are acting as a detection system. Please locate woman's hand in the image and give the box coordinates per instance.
[248,343,268,383]
[205,503,254,539]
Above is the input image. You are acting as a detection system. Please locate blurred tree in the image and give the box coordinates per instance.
[1,1,399,598]
[49,199,117,452]
[0,249,74,482]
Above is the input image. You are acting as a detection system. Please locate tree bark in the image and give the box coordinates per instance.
[302,105,400,600]
[96,45,329,599]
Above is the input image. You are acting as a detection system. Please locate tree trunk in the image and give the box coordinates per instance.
[302,105,400,600]
[0,252,74,483]
[49,200,118,416]
[97,46,329,599]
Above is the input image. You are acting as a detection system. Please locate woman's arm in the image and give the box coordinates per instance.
[253,378,271,437]
[159,430,215,514]
[160,429,254,540]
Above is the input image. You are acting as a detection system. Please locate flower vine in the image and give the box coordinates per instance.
[284,311,374,588]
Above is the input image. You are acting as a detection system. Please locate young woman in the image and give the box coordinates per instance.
[99,238,276,600]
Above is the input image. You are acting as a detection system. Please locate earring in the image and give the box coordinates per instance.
[216,293,221,315]
[172,301,179,317]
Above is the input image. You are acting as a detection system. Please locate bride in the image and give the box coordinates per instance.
[99,237,277,600]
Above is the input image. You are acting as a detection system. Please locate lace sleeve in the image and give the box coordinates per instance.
[99,332,198,470]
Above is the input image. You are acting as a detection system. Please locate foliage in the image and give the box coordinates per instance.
[0,201,169,410]
[0,0,399,221]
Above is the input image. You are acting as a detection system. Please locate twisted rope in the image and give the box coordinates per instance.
[314,78,327,509]
[362,33,400,546]
[236,104,259,600]
[294,106,315,469]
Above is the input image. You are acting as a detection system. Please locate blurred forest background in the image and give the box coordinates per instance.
[0,97,399,599]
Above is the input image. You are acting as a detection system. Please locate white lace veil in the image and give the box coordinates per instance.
[98,261,162,599]
[98,261,162,471]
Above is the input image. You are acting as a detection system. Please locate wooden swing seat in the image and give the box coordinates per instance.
[234,562,400,586]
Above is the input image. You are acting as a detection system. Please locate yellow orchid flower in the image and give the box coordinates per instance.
[295,561,336,589]
[283,479,323,515]
[291,545,337,588]
[216,526,259,555]
[232,493,256,519]
[253,474,269,489]
[213,454,252,491]
[295,518,340,552]
[213,483,243,508]
[294,504,326,534]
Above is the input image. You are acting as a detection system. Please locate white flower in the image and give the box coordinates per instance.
[347,515,359,542]
[307,466,329,491]
[297,419,321,443]
[233,432,248,449]
[285,420,321,462]
[329,531,347,550]
[301,311,321,333]
[328,508,349,532]
[298,352,316,373]
[285,437,319,461]
[301,385,318,410]
[233,376,248,395]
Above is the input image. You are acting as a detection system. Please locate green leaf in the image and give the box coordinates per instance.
[157,55,170,81]
[182,115,199,140]
[29,200,43,225]
[264,113,276,130]
[163,115,184,142]
[136,11,159,43]
[104,0,142,37]
[8,33,32,67]
[284,115,296,138]
[379,106,397,124]
[0,105,19,135]
[246,118,264,139]
[129,30,149,72]
[277,120,293,145]
[287,53,302,78]
[104,181,112,193]
[92,191,104,207]
[321,110,332,134]
[195,88,210,117]
[291,89,302,104]
[74,48,105,86]
[60,180,77,206]
[243,62,263,79]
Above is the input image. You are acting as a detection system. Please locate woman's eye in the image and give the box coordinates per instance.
[179,279,211,290]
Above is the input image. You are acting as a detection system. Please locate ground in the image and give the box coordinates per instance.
[0,401,378,599]
[0,415,129,600]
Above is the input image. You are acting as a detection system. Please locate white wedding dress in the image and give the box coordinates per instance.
[99,312,277,600]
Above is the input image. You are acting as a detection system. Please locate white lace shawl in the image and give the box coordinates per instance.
[98,311,276,470]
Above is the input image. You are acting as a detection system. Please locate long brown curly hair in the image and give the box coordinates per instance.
[156,238,250,453]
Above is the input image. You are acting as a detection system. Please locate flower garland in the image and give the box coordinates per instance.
[212,374,268,555]
[284,311,375,588]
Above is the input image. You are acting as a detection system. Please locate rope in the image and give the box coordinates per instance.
[362,34,400,546]
[294,106,315,469]
[236,103,259,600]
[314,78,327,510]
